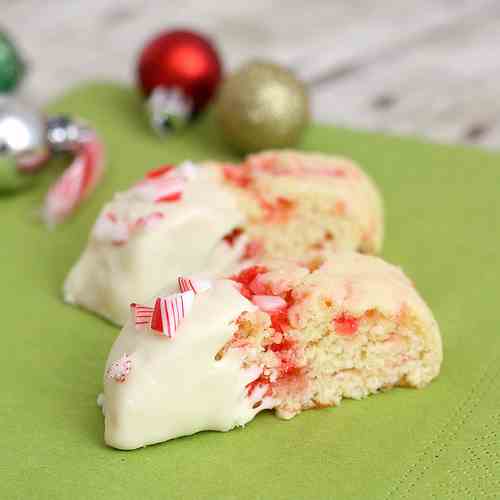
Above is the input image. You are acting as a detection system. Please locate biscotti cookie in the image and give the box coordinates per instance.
[65,152,383,325]
[101,253,440,449]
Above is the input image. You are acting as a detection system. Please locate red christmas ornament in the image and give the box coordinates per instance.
[137,29,223,134]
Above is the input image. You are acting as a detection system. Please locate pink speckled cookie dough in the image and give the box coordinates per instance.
[218,150,383,258]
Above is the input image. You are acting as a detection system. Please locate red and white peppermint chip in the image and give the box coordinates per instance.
[152,177,184,203]
[132,211,165,229]
[150,291,195,338]
[251,295,287,313]
[130,303,154,329]
[106,354,132,383]
[145,164,175,179]
[178,276,212,294]
[93,210,166,246]
[133,173,185,204]
[93,212,129,245]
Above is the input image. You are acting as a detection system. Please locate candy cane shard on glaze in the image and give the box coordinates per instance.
[101,253,441,450]
[150,291,195,337]
[178,276,213,294]
[65,151,383,326]
[130,303,154,329]
[130,280,209,335]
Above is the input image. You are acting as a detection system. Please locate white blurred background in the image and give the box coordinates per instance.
[3,0,500,147]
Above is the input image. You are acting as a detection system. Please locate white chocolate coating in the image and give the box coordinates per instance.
[102,280,266,450]
[64,164,245,325]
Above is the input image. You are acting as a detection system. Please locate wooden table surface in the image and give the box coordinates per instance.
[4,0,500,149]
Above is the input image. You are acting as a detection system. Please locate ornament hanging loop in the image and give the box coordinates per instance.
[46,115,92,152]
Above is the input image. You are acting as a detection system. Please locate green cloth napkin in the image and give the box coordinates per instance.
[2,83,499,500]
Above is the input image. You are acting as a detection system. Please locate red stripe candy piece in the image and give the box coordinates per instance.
[223,227,244,246]
[133,175,184,204]
[178,276,212,294]
[150,291,195,338]
[146,164,175,179]
[334,313,359,336]
[130,303,154,329]
[156,191,182,203]
[93,212,129,245]
[251,295,287,313]
[152,177,184,203]
[133,211,165,229]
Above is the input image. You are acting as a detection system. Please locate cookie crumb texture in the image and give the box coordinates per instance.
[218,150,384,258]
[225,253,441,420]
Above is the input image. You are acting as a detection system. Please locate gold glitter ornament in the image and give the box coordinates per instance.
[216,61,309,153]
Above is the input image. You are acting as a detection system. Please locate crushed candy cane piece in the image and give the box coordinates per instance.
[133,211,165,229]
[156,191,182,203]
[152,178,184,203]
[133,176,185,204]
[223,227,244,246]
[107,354,132,383]
[134,161,199,203]
[93,212,129,245]
[177,161,199,180]
[42,134,105,226]
[146,164,175,179]
[178,276,212,294]
[334,313,359,336]
[150,291,195,337]
[223,164,253,188]
[93,211,165,245]
[130,303,154,329]
[242,240,264,260]
[251,295,287,313]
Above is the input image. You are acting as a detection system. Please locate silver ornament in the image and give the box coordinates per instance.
[0,97,96,194]
[0,97,49,192]
[0,96,105,225]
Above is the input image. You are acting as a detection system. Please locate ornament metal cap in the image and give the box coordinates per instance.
[146,86,193,135]
[46,115,89,152]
